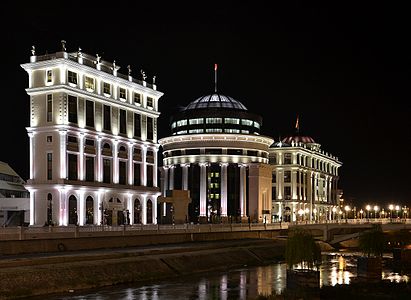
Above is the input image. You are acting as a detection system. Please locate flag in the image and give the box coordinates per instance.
[214,63,218,71]
[295,115,299,130]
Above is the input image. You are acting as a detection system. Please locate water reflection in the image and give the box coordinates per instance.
[25,253,409,300]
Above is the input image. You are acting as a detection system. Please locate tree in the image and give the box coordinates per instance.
[358,224,385,258]
[285,227,322,270]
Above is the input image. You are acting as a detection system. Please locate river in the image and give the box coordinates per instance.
[24,252,409,300]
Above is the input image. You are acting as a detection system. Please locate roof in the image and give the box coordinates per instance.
[0,161,20,177]
[183,93,248,111]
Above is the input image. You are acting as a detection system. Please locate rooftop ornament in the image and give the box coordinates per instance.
[31,45,35,56]
[61,40,66,52]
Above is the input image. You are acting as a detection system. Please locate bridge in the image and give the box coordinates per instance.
[289,219,411,244]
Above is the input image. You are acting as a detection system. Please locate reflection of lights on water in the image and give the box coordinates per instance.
[382,272,409,283]
[220,274,228,300]
[338,255,346,270]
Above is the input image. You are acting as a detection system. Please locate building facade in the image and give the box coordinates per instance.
[269,129,342,222]
[0,161,30,226]
[158,93,274,223]
[21,42,163,226]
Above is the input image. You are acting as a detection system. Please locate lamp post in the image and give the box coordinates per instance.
[359,209,364,220]
[395,205,400,219]
[332,207,336,221]
[298,209,304,222]
[344,205,350,222]
[366,205,371,221]
[313,208,318,222]
[389,204,394,222]
[373,205,379,221]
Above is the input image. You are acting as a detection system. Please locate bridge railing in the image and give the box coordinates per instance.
[0,222,289,241]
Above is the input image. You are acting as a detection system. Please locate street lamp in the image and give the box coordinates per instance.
[389,204,394,221]
[332,207,336,221]
[374,205,379,221]
[298,209,304,222]
[359,209,364,220]
[344,205,351,222]
[366,205,371,221]
[395,205,400,219]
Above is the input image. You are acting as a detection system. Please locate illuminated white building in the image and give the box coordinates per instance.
[269,123,342,222]
[159,93,274,223]
[21,42,163,226]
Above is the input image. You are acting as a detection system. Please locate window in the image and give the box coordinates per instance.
[103,105,111,131]
[134,113,141,138]
[46,70,52,83]
[119,109,127,135]
[68,95,78,124]
[284,153,292,164]
[147,165,153,187]
[176,120,187,126]
[224,129,240,133]
[272,173,276,183]
[85,139,94,146]
[189,129,204,133]
[147,117,153,141]
[47,136,52,143]
[205,148,222,154]
[284,187,291,200]
[103,158,111,184]
[186,149,200,155]
[206,128,222,133]
[84,76,95,91]
[47,153,52,180]
[284,171,291,183]
[68,154,78,180]
[133,163,141,186]
[247,150,258,156]
[189,118,203,125]
[85,156,94,182]
[68,70,78,85]
[227,149,242,155]
[147,96,153,107]
[254,122,260,128]
[119,88,126,100]
[47,94,52,122]
[134,93,141,105]
[206,118,222,124]
[85,100,94,128]
[119,161,127,185]
[103,82,111,95]
[224,118,239,124]
[241,119,253,126]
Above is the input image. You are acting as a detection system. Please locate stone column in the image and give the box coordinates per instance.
[128,143,133,185]
[59,130,67,179]
[59,188,67,226]
[220,163,228,218]
[141,146,147,186]
[163,166,169,196]
[199,163,208,222]
[97,136,102,182]
[79,190,85,226]
[28,132,34,179]
[113,140,118,183]
[79,133,84,180]
[291,170,297,200]
[153,148,158,187]
[239,164,247,218]
[181,163,189,190]
[169,165,175,190]
[142,195,147,225]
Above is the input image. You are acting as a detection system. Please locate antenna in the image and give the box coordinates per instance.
[214,63,218,93]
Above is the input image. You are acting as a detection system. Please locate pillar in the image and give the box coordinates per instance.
[113,140,118,183]
[59,130,67,179]
[239,164,247,217]
[220,163,228,217]
[181,163,189,190]
[199,163,207,218]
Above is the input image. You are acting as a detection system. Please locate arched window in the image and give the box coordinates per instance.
[47,193,52,225]
[134,199,141,224]
[85,196,94,225]
[147,199,153,224]
[68,195,78,225]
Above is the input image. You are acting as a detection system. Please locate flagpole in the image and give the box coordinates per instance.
[214,63,218,93]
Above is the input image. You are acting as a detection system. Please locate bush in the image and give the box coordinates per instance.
[358,224,385,257]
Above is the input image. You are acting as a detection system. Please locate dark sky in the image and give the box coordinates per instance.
[2,1,410,207]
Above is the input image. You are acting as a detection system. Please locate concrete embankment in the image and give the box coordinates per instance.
[0,238,286,300]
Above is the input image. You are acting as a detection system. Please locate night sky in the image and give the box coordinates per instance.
[2,2,410,207]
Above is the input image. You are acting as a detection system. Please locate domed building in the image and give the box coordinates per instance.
[158,92,274,223]
[268,119,342,222]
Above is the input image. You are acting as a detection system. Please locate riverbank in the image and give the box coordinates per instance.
[0,238,286,300]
